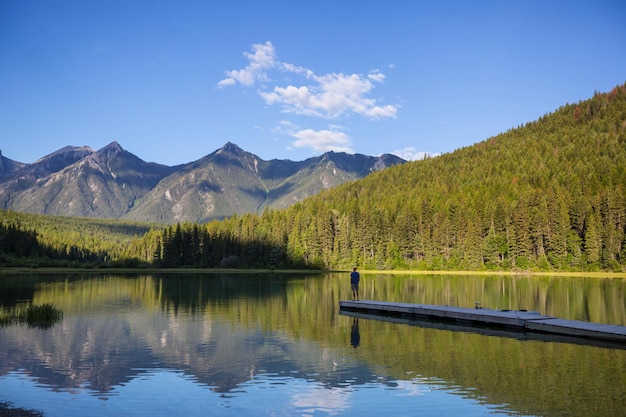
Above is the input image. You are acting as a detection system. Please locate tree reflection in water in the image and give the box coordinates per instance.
[0,272,624,417]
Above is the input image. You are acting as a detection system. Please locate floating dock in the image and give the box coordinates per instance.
[339,300,626,345]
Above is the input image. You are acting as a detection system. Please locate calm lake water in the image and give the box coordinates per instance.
[1,272,625,417]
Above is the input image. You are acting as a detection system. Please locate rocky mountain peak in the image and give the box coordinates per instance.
[0,141,405,222]
[98,141,124,156]
[218,142,244,155]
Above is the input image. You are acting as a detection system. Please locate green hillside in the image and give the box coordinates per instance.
[301,84,626,270]
[274,84,626,271]
[0,210,156,267]
[143,83,626,271]
[2,84,625,272]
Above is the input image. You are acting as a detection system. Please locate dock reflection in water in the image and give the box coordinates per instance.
[0,272,625,417]
[340,299,626,347]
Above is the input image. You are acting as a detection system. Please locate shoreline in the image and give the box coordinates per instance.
[0,267,625,279]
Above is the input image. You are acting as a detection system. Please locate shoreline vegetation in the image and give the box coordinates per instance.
[0,303,63,329]
[0,402,43,417]
[1,266,625,279]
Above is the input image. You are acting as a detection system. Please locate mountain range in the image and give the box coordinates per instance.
[0,142,404,223]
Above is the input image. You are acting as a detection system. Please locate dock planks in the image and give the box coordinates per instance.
[339,300,626,345]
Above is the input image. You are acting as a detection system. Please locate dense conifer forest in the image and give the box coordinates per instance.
[0,210,155,267]
[2,84,625,271]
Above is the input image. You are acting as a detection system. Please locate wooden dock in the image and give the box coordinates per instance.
[339,300,626,345]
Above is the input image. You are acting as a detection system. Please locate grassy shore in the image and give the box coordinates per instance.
[0,267,330,275]
[1,266,625,278]
[356,269,626,278]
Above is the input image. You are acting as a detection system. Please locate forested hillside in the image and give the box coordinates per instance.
[2,84,625,271]
[269,84,626,271]
[152,84,625,271]
[0,210,156,267]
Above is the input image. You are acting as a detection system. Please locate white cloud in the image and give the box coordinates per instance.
[391,146,440,161]
[276,121,353,153]
[261,71,397,119]
[219,42,398,120]
[368,70,386,82]
[280,62,314,78]
[216,78,236,87]
[291,385,351,415]
[293,129,352,153]
[217,41,277,87]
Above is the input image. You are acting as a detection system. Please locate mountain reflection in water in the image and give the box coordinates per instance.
[0,272,625,417]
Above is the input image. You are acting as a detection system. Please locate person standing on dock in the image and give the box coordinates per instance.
[350,267,360,301]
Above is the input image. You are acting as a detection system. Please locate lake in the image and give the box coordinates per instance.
[1,272,625,417]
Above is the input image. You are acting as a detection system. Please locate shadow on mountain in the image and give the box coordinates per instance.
[237,185,267,199]
[265,181,298,199]
[256,159,302,180]
[197,180,222,193]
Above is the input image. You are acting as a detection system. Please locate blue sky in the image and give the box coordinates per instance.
[1,1,625,166]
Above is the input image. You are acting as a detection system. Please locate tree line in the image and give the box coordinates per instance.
[0,210,151,267]
[2,84,625,271]
[147,84,626,272]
